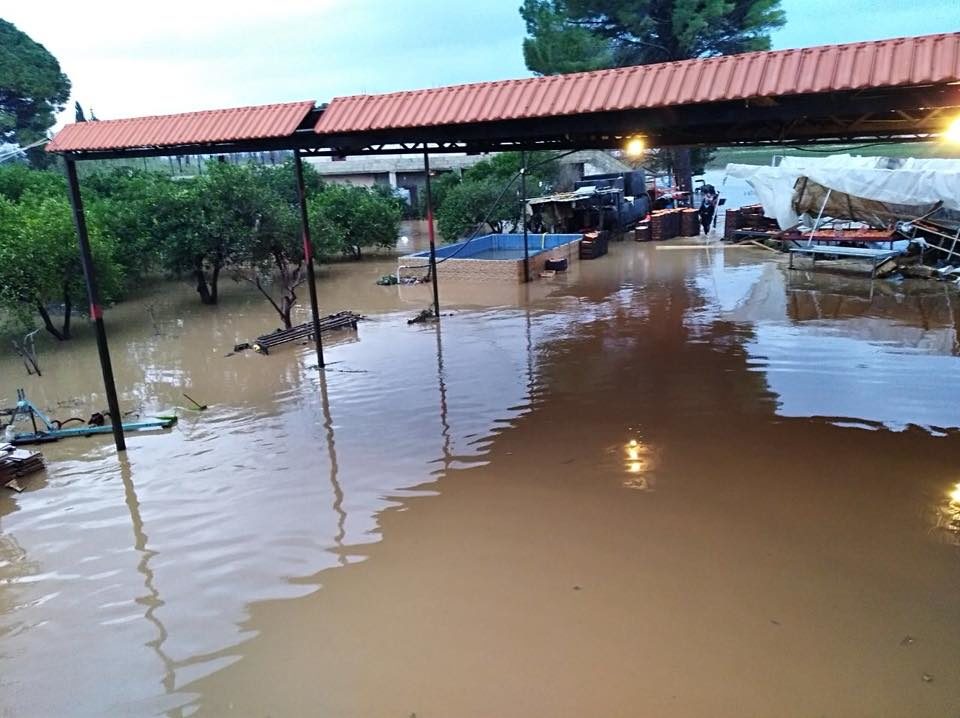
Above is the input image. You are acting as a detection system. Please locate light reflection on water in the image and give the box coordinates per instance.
[1,239,959,716]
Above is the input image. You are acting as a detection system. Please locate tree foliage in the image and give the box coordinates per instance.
[0,163,64,202]
[521,0,613,74]
[520,0,785,188]
[433,152,564,242]
[521,0,786,72]
[83,168,177,286]
[230,165,303,328]
[0,193,118,340]
[436,178,516,242]
[0,160,402,337]
[309,183,402,259]
[0,20,71,166]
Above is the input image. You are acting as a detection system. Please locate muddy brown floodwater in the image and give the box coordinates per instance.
[2,237,960,717]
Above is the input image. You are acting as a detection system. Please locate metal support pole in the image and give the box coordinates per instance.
[293,150,325,368]
[63,158,126,452]
[423,152,441,318]
[521,151,530,282]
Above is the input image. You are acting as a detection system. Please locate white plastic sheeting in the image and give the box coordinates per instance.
[724,155,960,228]
[900,157,960,171]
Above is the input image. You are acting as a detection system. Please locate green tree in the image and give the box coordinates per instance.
[175,162,264,305]
[0,193,119,340]
[83,167,175,287]
[435,178,514,242]
[308,183,402,260]
[0,163,64,201]
[521,0,785,69]
[417,171,461,218]
[521,0,612,73]
[0,20,71,166]
[254,157,324,206]
[433,151,563,241]
[231,166,305,329]
[520,0,785,189]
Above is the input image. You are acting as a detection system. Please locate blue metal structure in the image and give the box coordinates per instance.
[2,390,176,446]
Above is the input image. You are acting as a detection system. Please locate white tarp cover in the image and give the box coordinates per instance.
[725,155,960,228]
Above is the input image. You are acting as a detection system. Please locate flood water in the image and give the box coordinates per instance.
[2,233,960,717]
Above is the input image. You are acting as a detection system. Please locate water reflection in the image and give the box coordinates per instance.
[434,322,453,476]
[623,438,656,491]
[932,481,960,546]
[319,373,346,565]
[118,456,175,696]
[0,242,958,717]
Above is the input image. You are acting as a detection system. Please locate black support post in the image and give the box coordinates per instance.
[423,152,441,319]
[521,151,530,283]
[293,150,325,368]
[63,158,126,452]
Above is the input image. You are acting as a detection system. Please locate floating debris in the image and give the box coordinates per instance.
[249,311,362,355]
[1,443,45,491]
[407,308,436,325]
[182,393,208,411]
[1,389,176,446]
[377,274,423,286]
[724,158,960,282]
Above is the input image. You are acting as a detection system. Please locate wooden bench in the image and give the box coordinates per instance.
[788,245,900,278]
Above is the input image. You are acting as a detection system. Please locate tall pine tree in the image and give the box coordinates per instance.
[520,1,786,188]
[0,19,71,166]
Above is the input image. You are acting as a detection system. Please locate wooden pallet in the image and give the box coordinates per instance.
[1,445,45,491]
[252,311,362,354]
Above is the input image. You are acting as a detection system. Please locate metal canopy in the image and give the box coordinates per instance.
[46,32,960,161]
[47,101,317,153]
[39,30,960,454]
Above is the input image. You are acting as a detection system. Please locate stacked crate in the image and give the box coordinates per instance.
[681,208,699,236]
[579,230,609,259]
[723,208,741,241]
[669,209,682,238]
[650,209,679,242]
[634,223,652,242]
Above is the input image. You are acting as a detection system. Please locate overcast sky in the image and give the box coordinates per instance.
[4,0,957,126]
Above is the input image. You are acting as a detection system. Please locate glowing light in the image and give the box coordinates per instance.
[944,116,960,144]
[627,438,640,460]
[949,483,960,504]
[624,136,645,157]
[627,461,643,474]
[400,235,410,244]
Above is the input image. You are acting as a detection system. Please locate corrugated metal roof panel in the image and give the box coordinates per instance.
[315,32,960,134]
[48,100,315,153]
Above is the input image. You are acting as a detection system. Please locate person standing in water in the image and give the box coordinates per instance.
[698,184,718,235]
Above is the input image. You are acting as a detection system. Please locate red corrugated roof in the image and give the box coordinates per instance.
[315,32,960,134]
[47,100,316,153]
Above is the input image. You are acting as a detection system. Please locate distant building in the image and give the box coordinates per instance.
[306,150,633,206]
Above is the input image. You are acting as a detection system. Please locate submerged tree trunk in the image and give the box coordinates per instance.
[195,267,214,305]
[210,262,221,304]
[194,256,221,306]
[240,252,304,329]
[61,284,72,340]
[36,303,65,341]
[279,292,295,329]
